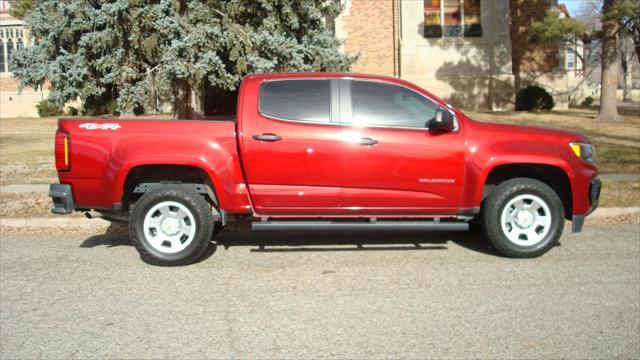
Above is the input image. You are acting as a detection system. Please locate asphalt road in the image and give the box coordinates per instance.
[1,225,639,359]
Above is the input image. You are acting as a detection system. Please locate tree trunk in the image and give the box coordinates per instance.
[622,55,633,102]
[598,0,620,121]
[173,79,205,119]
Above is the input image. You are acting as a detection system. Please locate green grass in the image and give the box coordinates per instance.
[594,143,640,174]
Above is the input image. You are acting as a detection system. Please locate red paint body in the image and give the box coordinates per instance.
[56,73,598,218]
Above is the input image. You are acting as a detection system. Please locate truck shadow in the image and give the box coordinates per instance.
[220,229,496,254]
[80,224,501,260]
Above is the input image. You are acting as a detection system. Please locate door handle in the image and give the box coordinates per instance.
[252,134,282,142]
[357,137,378,146]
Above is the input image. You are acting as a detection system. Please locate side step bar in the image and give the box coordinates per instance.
[252,221,469,232]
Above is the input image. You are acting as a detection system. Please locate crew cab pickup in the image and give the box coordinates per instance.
[49,73,601,265]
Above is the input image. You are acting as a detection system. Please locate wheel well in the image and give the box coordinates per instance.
[122,165,217,210]
[483,164,572,219]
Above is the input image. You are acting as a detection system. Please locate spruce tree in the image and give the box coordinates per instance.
[12,0,356,118]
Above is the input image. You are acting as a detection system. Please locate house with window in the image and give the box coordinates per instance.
[334,0,583,110]
[0,1,44,118]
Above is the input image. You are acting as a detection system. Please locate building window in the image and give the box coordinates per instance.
[0,43,5,73]
[566,47,575,69]
[6,39,13,72]
[424,0,482,38]
[0,29,4,73]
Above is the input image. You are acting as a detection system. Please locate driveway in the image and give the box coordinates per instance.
[1,225,638,358]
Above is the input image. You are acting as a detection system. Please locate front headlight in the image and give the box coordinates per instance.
[570,142,596,163]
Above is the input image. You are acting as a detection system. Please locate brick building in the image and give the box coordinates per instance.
[0,0,584,118]
[334,0,583,110]
[510,0,584,108]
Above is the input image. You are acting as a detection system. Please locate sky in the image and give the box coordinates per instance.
[562,0,588,17]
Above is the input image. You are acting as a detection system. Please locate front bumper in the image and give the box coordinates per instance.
[572,177,601,233]
[49,184,75,215]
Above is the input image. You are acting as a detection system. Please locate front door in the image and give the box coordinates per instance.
[339,79,466,214]
[240,78,343,215]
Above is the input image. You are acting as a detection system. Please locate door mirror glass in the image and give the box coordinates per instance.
[428,108,455,132]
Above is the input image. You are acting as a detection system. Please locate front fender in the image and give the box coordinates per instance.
[461,154,576,210]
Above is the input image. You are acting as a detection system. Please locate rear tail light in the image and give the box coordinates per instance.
[55,130,70,171]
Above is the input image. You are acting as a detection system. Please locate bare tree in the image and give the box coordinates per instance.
[619,33,635,101]
[598,0,621,121]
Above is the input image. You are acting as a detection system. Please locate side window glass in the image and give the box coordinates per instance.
[259,80,330,122]
[350,81,439,128]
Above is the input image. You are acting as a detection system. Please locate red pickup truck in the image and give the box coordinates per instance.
[49,72,600,265]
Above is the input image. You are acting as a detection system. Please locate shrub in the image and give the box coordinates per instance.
[581,96,594,106]
[66,106,79,116]
[516,85,555,111]
[36,100,62,117]
[81,94,120,116]
[133,104,145,116]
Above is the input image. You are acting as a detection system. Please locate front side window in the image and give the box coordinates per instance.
[349,81,439,129]
[259,79,331,123]
[424,0,482,38]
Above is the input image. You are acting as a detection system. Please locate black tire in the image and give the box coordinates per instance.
[129,185,216,266]
[481,178,564,258]
[212,222,224,238]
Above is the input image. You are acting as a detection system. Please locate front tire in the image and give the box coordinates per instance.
[130,185,215,266]
[481,178,564,258]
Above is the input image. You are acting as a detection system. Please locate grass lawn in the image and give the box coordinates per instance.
[600,181,640,207]
[0,117,59,186]
[0,106,638,209]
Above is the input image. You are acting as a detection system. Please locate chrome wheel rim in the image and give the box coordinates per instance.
[500,194,551,246]
[143,201,196,254]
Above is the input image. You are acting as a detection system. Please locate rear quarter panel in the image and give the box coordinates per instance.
[57,118,251,213]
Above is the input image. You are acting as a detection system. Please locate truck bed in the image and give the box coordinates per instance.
[57,118,250,212]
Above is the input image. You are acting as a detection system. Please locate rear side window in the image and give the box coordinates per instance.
[259,79,331,122]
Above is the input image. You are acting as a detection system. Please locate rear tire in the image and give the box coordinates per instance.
[130,185,215,266]
[481,178,564,258]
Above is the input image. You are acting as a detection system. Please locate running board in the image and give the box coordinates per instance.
[251,221,469,232]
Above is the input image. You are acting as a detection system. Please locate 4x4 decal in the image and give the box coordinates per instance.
[79,123,121,130]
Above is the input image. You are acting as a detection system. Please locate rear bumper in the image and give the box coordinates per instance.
[572,177,601,233]
[49,184,75,215]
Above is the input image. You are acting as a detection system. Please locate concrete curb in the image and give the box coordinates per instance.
[1,207,638,232]
[0,184,49,193]
[591,207,640,217]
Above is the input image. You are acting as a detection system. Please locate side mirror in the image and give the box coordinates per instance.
[429,108,455,133]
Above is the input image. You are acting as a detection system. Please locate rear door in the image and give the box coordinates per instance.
[240,78,343,215]
[339,79,466,214]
